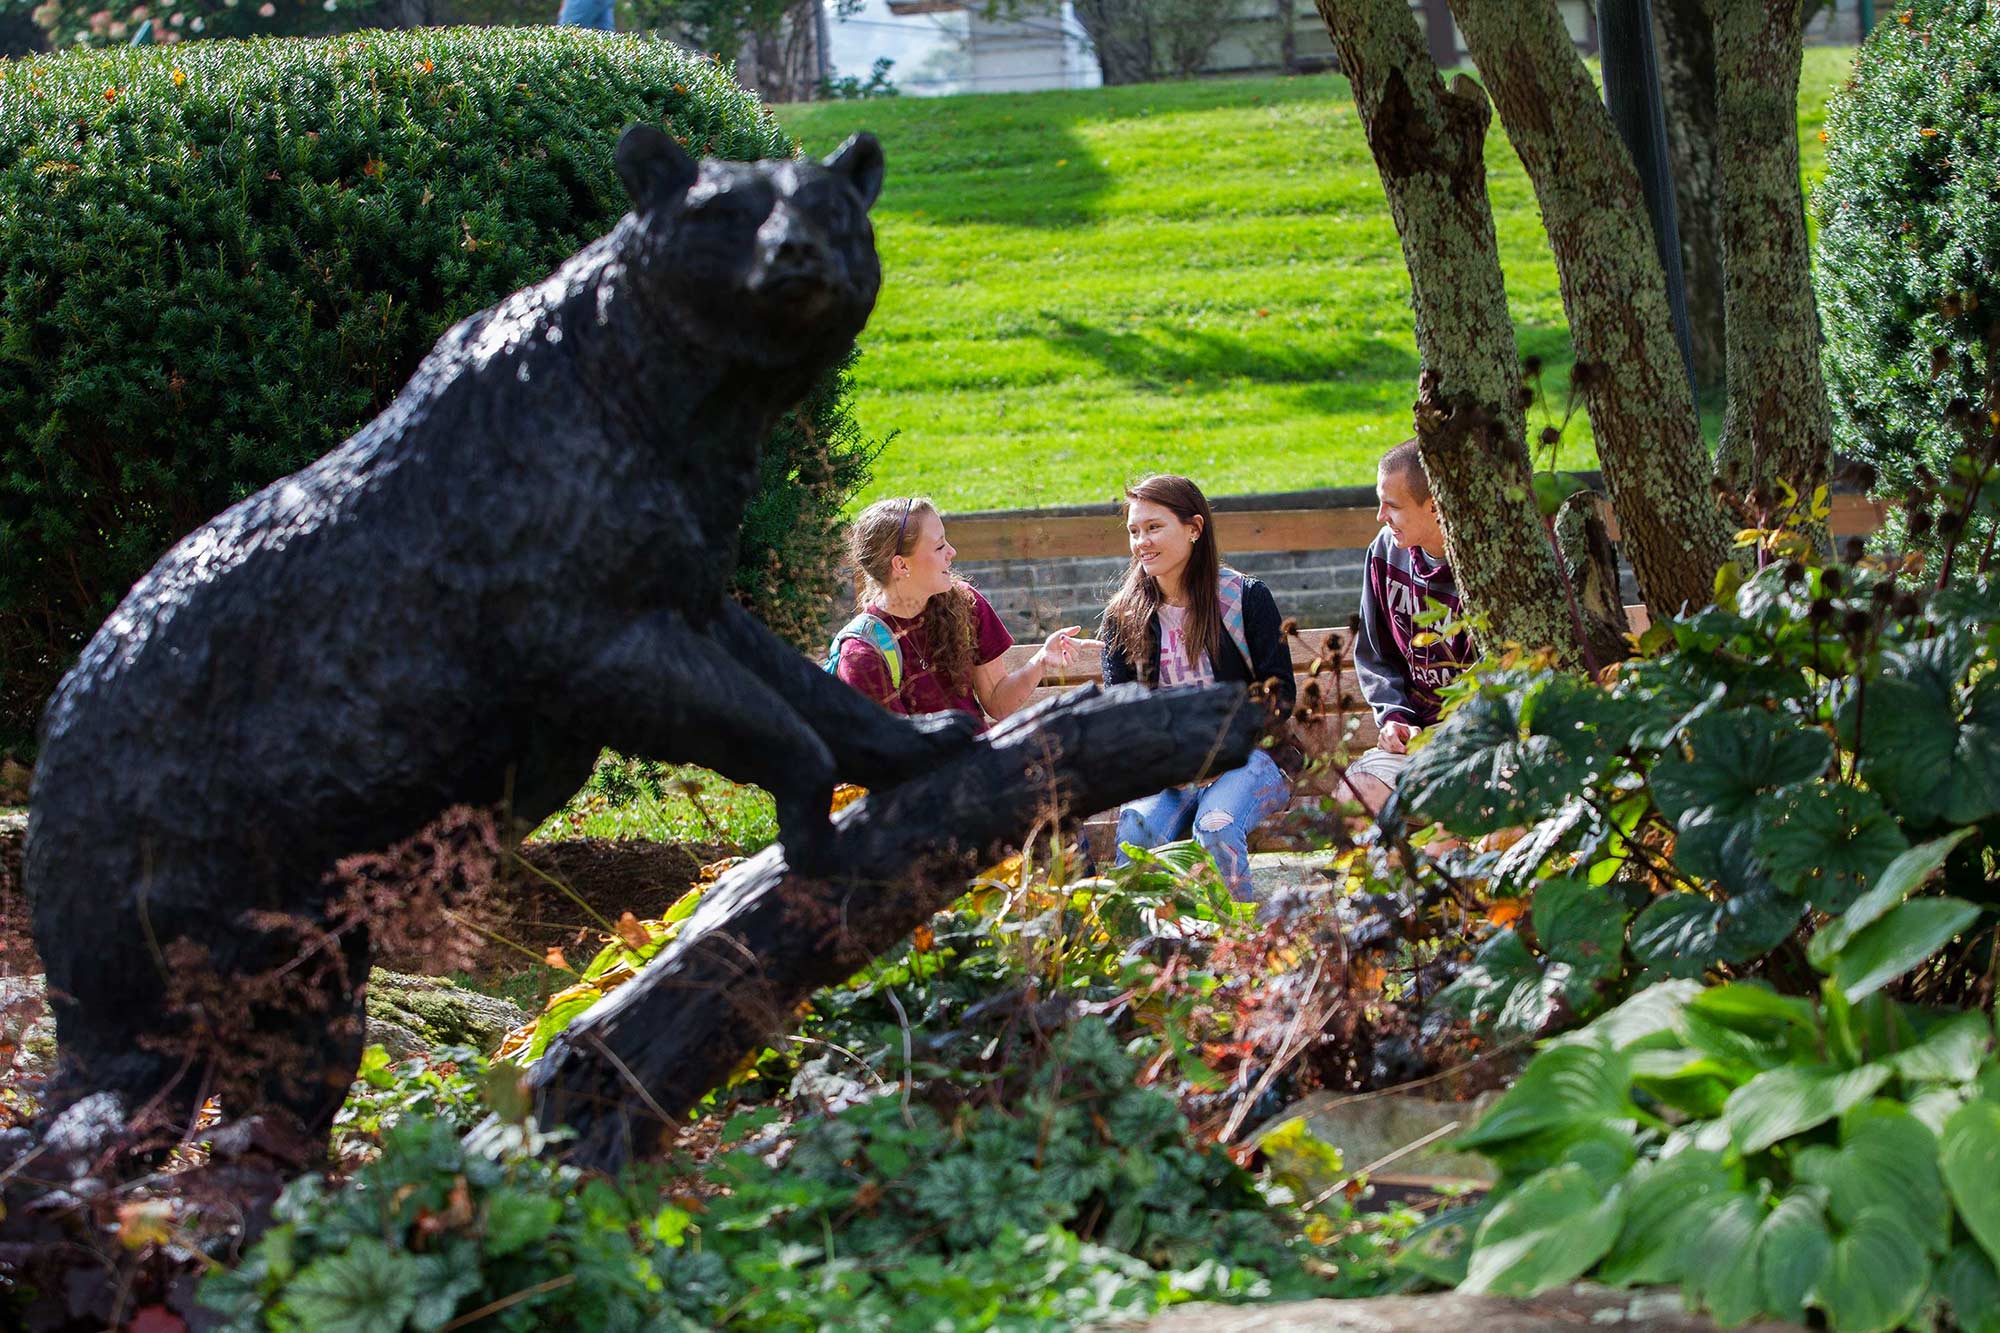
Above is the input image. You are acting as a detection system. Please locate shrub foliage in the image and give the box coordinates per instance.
[0,28,873,746]
[1817,0,2000,557]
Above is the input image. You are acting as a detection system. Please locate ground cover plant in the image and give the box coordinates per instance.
[773,49,1850,513]
[177,846,1446,1331]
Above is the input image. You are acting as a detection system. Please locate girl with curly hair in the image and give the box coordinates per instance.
[831,496,1090,728]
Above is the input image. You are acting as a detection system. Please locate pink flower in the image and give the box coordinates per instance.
[257,1,274,14]
[87,9,111,32]
[169,10,183,22]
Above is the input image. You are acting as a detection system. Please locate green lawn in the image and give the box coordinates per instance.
[776,49,1851,511]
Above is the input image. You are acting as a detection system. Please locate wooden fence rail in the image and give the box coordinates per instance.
[942,492,1890,564]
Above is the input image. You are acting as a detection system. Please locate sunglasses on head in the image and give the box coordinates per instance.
[895,497,916,550]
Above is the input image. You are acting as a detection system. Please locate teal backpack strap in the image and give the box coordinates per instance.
[823,611,904,691]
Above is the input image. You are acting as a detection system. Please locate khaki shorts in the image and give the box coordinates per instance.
[1345,746,1409,789]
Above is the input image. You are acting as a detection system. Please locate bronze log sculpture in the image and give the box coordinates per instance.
[22,124,1262,1169]
[526,681,1260,1171]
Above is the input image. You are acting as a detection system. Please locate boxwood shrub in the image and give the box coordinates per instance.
[0,27,877,748]
[1816,0,2000,557]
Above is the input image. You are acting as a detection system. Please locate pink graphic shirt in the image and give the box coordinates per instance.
[1155,605,1214,688]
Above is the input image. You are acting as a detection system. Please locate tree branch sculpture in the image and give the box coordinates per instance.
[525,682,1263,1171]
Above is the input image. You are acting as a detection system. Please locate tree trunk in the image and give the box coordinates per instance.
[1073,0,1155,84]
[1553,491,1633,666]
[1653,0,1731,394]
[524,683,1262,1171]
[1704,0,1834,518]
[1277,0,1298,73]
[1314,0,1585,668]
[1448,0,1735,616]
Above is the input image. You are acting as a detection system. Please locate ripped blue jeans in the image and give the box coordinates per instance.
[1113,748,1292,900]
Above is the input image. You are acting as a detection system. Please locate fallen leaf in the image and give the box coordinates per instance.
[614,911,650,952]
[116,1200,174,1249]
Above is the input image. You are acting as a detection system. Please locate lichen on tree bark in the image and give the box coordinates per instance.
[1704,0,1834,522]
[1315,0,1587,667]
[1446,0,1736,617]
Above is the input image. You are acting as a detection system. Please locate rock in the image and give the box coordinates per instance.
[362,970,527,1059]
[1254,1088,1499,1187]
[1,971,54,1085]
[1128,1285,1809,1331]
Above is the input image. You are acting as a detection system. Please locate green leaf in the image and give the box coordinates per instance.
[1680,1192,1764,1327]
[1937,1245,2000,1333]
[1941,1099,2000,1270]
[1756,783,1909,912]
[1831,896,1981,1000]
[1686,981,1819,1039]
[1596,1149,1736,1286]
[1815,1208,1931,1333]
[1629,894,1721,978]
[482,1187,562,1258]
[1841,637,2000,827]
[1651,709,1832,827]
[279,1237,422,1333]
[1794,1100,1951,1255]
[408,1242,483,1332]
[1570,978,1705,1052]
[1723,1063,1892,1155]
[1885,1009,1993,1084]
[1758,1189,1833,1323]
[1455,1042,1633,1151]
[1396,1201,1491,1286]
[1437,928,1563,1037]
[1629,1047,1745,1119]
[1630,885,1801,975]
[1531,877,1628,1008]
[1462,1164,1624,1296]
[1809,828,1978,969]
[1403,674,1617,834]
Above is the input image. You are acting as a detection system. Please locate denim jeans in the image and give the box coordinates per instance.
[1114,748,1292,900]
[556,0,614,29]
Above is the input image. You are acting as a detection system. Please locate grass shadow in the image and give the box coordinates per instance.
[1035,312,1420,414]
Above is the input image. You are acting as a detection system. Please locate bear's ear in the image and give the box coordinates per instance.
[616,124,698,210]
[824,132,884,211]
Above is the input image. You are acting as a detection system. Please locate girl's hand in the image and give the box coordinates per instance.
[1035,626,1102,675]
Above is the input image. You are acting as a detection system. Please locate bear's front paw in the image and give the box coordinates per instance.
[898,709,979,761]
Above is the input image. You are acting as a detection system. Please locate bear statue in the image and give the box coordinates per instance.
[24,124,972,1144]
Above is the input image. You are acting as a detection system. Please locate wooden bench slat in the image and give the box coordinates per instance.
[945,496,1886,565]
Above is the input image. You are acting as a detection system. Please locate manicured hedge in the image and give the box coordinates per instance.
[1817,0,2000,553]
[0,27,875,746]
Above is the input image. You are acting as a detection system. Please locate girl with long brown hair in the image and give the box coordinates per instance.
[1099,475,1295,899]
[830,496,1091,728]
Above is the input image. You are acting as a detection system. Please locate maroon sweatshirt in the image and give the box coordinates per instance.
[1355,529,1476,728]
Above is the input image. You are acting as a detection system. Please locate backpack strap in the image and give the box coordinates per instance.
[823,611,904,692]
[1215,567,1255,670]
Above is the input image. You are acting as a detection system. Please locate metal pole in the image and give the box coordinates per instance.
[1858,0,1876,37]
[1598,0,1699,398]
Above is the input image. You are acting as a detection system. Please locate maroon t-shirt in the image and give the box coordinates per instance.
[834,587,1014,727]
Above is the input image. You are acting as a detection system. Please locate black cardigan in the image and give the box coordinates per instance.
[1100,577,1296,712]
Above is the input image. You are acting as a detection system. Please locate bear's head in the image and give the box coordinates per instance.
[615,124,885,370]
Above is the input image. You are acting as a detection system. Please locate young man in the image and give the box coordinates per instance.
[1343,439,1476,815]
